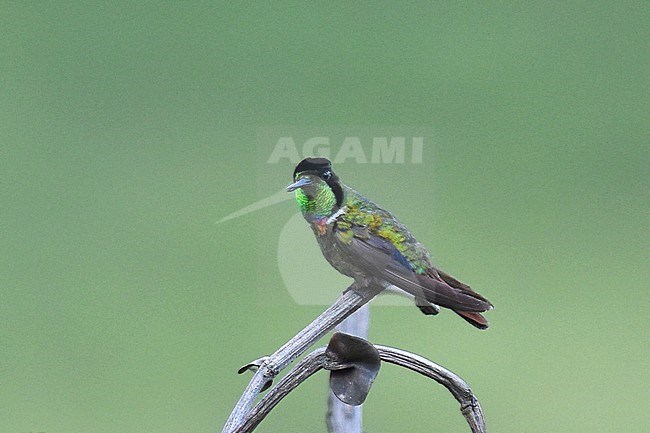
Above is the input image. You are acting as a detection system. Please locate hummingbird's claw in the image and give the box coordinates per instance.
[417,302,441,316]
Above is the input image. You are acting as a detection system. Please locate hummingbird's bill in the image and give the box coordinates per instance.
[286,177,312,192]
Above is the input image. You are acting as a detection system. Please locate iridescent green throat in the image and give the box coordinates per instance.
[295,183,337,218]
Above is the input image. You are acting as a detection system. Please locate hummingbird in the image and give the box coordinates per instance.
[287,157,493,329]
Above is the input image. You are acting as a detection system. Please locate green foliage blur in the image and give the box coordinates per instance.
[2,2,648,432]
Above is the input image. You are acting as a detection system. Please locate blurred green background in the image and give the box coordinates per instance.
[2,2,648,432]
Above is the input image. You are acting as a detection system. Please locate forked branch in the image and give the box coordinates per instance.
[221,283,383,433]
[229,335,487,433]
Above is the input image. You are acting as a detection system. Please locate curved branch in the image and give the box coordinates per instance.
[228,339,487,433]
[233,348,327,433]
[221,284,383,433]
[376,345,487,433]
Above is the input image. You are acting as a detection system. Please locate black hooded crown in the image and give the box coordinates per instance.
[293,157,344,207]
[293,157,333,179]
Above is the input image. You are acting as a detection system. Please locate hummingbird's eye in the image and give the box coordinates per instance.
[323,170,332,180]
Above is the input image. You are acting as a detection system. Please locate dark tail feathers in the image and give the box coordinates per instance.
[436,269,493,329]
[455,310,490,330]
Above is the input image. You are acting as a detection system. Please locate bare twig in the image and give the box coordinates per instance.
[233,348,327,433]
[221,283,383,433]
[375,345,487,433]
[227,337,487,433]
[327,305,370,433]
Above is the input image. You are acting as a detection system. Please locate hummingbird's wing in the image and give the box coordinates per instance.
[334,226,492,328]
[336,186,492,328]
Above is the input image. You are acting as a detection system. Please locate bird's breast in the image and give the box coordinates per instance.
[311,220,328,236]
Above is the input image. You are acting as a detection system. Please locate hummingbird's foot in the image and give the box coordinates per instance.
[416,301,441,316]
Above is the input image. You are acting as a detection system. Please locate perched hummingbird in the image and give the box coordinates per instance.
[287,157,493,329]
